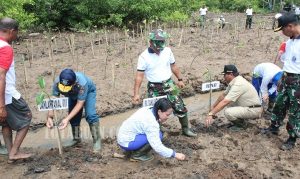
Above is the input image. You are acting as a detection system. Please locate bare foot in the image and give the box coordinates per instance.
[9,152,32,160]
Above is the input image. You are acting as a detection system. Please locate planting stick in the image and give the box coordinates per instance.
[209,72,212,111]
[53,110,63,155]
[22,54,28,85]
[90,34,95,58]
[178,28,184,47]
[30,39,33,68]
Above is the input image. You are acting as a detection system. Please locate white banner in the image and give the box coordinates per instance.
[38,97,69,111]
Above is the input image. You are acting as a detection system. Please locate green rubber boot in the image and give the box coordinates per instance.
[0,141,8,155]
[179,116,197,137]
[89,121,101,153]
[63,126,81,147]
[130,144,154,162]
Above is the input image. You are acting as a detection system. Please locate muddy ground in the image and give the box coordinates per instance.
[1,13,299,178]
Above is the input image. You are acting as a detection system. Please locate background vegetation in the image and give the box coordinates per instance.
[0,0,298,31]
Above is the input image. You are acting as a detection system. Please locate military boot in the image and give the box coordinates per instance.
[179,116,197,137]
[0,141,8,155]
[89,121,101,153]
[281,136,296,150]
[260,121,280,135]
[63,126,81,147]
[130,144,154,162]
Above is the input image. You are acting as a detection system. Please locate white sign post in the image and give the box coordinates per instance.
[38,97,68,155]
[201,80,220,110]
[143,95,167,107]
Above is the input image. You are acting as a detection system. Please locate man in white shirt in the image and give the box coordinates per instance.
[245,6,253,29]
[133,29,196,137]
[263,13,300,150]
[295,7,300,20]
[252,63,283,119]
[199,5,208,28]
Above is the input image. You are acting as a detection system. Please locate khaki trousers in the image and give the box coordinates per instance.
[224,106,261,122]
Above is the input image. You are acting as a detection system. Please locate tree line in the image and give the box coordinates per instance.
[0,0,295,31]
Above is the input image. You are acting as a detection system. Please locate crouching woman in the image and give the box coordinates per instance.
[117,98,186,161]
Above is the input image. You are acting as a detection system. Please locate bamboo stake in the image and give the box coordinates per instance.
[54,110,63,155]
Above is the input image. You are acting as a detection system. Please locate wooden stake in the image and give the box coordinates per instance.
[54,110,63,155]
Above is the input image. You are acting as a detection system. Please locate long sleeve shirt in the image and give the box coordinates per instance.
[117,106,175,158]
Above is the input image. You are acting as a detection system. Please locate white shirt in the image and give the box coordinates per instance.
[253,63,282,96]
[282,38,300,74]
[295,7,300,15]
[199,8,208,15]
[137,47,175,82]
[117,107,174,158]
[0,40,21,105]
[246,8,253,15]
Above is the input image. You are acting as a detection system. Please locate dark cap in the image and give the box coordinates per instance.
[274,13,298,32]
[221,65,238,74]
[58,69,76,93]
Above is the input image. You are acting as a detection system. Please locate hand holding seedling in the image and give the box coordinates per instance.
[58,118,69,130]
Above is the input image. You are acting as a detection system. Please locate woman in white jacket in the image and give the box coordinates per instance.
[117,98,186,162]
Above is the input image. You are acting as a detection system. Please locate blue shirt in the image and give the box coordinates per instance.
[52,72,96,101]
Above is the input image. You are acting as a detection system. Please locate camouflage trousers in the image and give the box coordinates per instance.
[271,72,300,138]
[147,78,187,118]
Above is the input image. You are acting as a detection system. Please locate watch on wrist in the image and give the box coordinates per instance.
[178,78,183,81]
[208,112,214,116]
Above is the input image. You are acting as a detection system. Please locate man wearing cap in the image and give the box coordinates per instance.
[252,63,283,119]
[0,17,32,161]
[46,69,101,152]
[245,6,253,29]
[199,5,208,28]
[263,13,300,150]
[206,65,261,130]
[132,29,196,137]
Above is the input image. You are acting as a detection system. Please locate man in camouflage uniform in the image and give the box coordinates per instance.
[133,29,196,137]
[263,13,300,150]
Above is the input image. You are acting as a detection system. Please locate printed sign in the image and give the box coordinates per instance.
[143,95,167,107]
[201,81,220,91]
[38,97,69,111]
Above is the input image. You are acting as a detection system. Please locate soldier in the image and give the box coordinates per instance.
[245,6,253,29]
[46,69,101,153]
[262,13,300,150]
[132,29,196,137]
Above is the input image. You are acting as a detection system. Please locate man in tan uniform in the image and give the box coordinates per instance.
[206,65,261,130]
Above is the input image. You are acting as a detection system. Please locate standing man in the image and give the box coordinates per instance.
[0,17,32,161]
[199,5,208,28]
[46,69,101,153]
[263,13,300,150]
[133,29,196,137]
[206,65,261,130]
[245,6,253,29]
[295,6,300,21]
[252,63,283,119]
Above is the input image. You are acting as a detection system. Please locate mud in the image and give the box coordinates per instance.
[1,13,298,178]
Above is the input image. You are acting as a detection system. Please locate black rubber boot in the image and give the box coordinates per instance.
[130,144,154,162]
[179,116,197,137]
[0,141,8,155]
[89,121,101,153]
[63,126,81,147]
[261,121,280,135]
[281,136,296,151]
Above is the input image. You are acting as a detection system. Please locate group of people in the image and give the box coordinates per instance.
[198,5,253,29]
[0,12,300,163]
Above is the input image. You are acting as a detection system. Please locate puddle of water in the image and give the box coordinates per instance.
[0,91,222,149]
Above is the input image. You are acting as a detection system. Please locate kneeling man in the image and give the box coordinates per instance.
[206,65,261,130]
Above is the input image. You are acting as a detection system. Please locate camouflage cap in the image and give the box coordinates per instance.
[149,29,168,41]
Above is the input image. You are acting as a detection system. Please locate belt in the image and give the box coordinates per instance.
[248,104,261,108]
[149,78,171,84]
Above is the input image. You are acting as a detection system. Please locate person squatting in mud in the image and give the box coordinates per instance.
[252,63,283,119]
[46,68,101,153]
[206,65,262,131]
[117,98,186,162]
[262,13,300,150]
[132,29,196,137]
[0,17,33,162]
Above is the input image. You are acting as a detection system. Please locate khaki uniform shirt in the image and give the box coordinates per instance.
[224,76,260,107]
